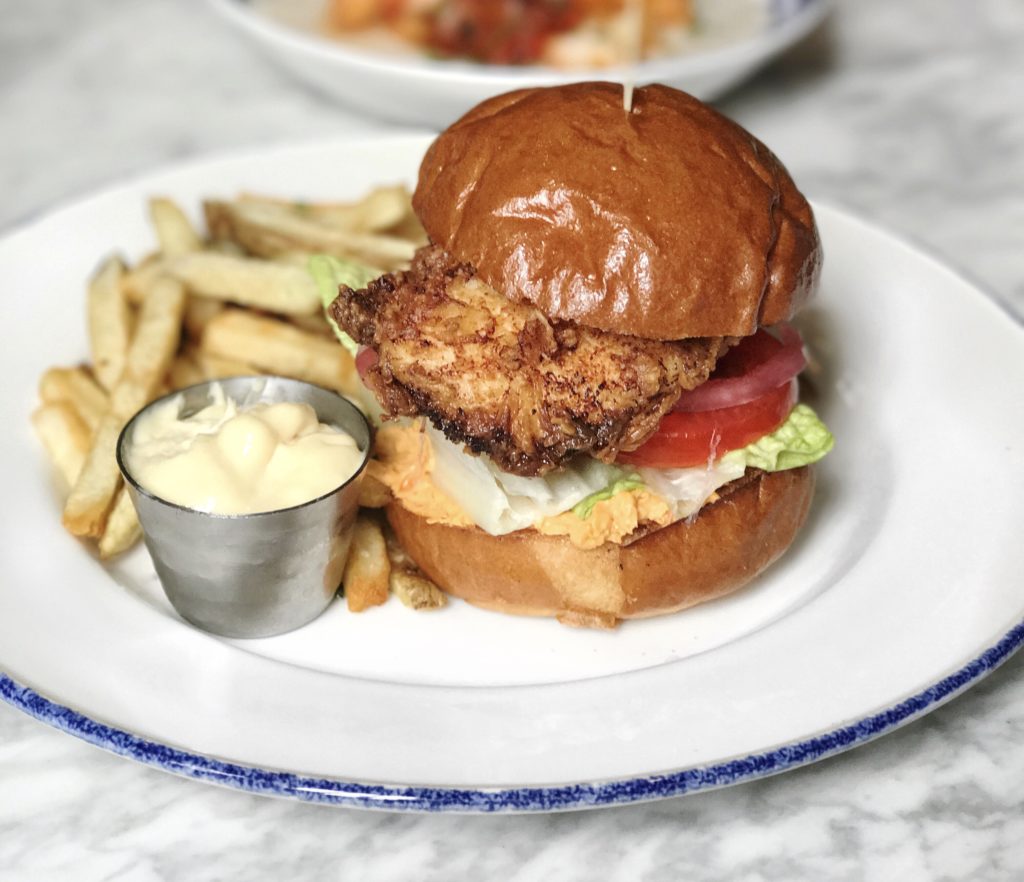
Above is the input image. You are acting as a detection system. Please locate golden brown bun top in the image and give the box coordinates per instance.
[414,82,822,340]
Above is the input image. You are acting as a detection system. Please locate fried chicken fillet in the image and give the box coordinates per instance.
[330,245,726,477]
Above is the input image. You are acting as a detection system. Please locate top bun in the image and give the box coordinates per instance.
[414,82,821,340]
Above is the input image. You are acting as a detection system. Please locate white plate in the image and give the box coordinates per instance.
[2,136,1022,812]
[208,0,831,127]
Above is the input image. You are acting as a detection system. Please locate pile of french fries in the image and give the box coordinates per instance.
[33,186,445,614]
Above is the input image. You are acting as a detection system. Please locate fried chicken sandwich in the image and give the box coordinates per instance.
[322,82,834,628]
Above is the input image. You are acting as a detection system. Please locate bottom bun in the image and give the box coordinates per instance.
[386,467,815,628]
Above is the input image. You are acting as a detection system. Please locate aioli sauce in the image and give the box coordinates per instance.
[127,387,364,515]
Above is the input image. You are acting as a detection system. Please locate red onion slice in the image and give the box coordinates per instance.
[355,346,378,380]
[672,325,807,413]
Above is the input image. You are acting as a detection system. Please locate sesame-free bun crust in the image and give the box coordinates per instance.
[386,467,814,627]
[414,82,822,340]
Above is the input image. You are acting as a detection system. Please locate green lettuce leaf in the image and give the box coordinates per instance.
[308,254,380,357]
[566,405,833,523]
[308,254,385,425]
[724,404,835,472]
[572,475,645,520]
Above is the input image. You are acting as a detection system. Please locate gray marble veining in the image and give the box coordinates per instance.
[2,0,1023,878]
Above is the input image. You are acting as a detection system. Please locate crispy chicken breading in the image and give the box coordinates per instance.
[330,246,724,476]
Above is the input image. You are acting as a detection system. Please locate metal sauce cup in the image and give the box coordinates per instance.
[116,376,371,638]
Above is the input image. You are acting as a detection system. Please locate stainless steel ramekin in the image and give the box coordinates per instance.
[116,376,371,638]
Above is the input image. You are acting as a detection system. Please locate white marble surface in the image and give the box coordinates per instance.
[2,0,1023,878]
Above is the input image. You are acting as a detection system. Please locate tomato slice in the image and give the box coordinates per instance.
[618,380,797,470]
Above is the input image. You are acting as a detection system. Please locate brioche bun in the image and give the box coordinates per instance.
[386,468,814,627]
[413,82,821,340]
[385,84,825,627]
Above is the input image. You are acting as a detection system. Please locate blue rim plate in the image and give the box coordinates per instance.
[2,137,1022,812]
[3,620,1023,811]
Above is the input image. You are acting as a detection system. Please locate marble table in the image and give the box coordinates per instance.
[2,0,1022,878]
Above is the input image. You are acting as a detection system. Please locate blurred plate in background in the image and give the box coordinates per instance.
[208,0,830,127]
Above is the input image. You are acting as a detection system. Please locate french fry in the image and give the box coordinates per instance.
[288,311,334,338]
[88,256,131,390]
[166,252,320,316]
[31,403,92,491]
[204,199,240,242]
[271,250,314,268]
[201,308,357,394]
[38,366,109,432]
[167,350,206,390]
[121,253,168,305]
[238,184,413,233]
[206,238,246,257]
[390,570,447,611]
[63,276,186,538]
[388,211,428,248]
[316,185,412,233]
[183,295,225,340]
[98,486,142,559]
[556,610,618,630]
[343,515,390,612]
[149,197,201,256]
[383,527,447,610]
[60,416,124,538]
[203,200,416,270]
[111,276,188,417]
[358,474,393,508]
[195,350,256,380]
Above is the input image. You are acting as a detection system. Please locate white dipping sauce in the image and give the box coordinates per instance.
[127,386,363,514]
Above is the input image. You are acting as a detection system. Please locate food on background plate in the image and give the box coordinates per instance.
[323,0,695,67]
[325,82,834,628]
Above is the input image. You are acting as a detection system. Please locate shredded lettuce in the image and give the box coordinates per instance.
[636,457,747,519]
[426,426,747,534]
[426,426,633,535]
[308,254,380,357]
[723,404,834,472]
[425,404,833,535]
